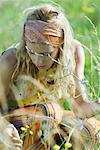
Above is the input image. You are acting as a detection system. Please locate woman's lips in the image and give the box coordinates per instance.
[37,65,46,68]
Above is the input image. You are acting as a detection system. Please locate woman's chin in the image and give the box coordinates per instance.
[37,65,49,71]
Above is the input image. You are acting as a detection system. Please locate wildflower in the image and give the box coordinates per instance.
[25,125,30,129]
[37,92,41,98]
[29,130,33,135]
[53,144,60,150]
[64,142,72,148]
[21,127,27,131]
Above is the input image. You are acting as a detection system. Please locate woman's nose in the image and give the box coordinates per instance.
[36,56,45,64]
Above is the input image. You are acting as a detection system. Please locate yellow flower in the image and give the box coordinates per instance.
[21,127,26,131]
[64,142,72,148]
[38,92,41,97]
[25,125,30,129]
[53,144,60,150]
[29,130,33,135]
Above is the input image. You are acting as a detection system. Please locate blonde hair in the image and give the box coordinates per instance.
[11,3,76,104]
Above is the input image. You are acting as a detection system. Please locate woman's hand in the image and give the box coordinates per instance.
[3,124,23,150]
[73,100,100,119]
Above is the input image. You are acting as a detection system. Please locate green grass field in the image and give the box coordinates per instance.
[0,0,100,149]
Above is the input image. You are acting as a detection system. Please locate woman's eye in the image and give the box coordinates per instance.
[30,51,35,55]
[37,53,44,56]
[29,51,52,57]
[45,53,49,56]
[34,52,44,57]
[47,52,52,56]
[36,53,48,57]
[44,53,52,56]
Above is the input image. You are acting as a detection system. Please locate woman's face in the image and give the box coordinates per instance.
[26,42,59,71]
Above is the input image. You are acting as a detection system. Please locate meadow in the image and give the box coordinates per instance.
[0,0,100,149]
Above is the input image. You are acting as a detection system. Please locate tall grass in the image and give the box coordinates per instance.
[0,0,100,149]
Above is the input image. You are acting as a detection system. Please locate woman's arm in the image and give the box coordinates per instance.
[73,40,100,118]
[74,40,87,102]
[0,49,23,149]
[0,48,17,113]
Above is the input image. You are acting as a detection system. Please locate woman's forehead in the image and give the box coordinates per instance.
[26,41,56,53]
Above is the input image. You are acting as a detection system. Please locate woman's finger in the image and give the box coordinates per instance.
[12,137,23,144]
[8,124,20,139]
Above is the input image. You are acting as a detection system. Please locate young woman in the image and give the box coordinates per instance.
[0,3,99,149]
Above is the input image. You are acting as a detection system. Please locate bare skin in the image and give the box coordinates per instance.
[0,48,17,113]
[3,124,23,150]
[0,48,23,149]
[0,114,23,149]
[72,40,100,118]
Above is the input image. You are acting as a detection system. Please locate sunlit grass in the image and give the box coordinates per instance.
[0,0,100,149]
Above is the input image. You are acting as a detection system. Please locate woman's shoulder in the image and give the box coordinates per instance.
[0,47,17,62]
[0,47,17,67]
[71,39,84,57]
[0,47,17,81]
[71,39,82,49]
